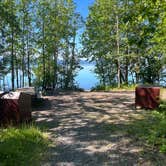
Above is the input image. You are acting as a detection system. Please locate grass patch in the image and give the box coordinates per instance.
[91,85,166,93]
[91,84,136,91]
[0,125,49,166]
[127,101,166,153]
[102,101,166,154]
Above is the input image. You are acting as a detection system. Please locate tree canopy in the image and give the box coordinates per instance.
[0,0,166,91]
[82,0,166,87]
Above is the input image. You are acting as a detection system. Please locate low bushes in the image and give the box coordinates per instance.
[128,101,166,153]
[91,84,137,91]
[0,125,49,166]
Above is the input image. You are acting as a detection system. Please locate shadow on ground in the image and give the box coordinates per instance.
[32,92,166,166]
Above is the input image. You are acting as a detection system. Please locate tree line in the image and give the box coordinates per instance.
[82,0,166,87]
[0,0,82,91]
[0,0,166,91]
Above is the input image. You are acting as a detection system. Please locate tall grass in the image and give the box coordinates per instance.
[127,101,166,153]
[91,84,137,91]
[0,125,49,166]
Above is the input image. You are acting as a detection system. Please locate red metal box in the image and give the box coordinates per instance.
[135,86,160,109]
[0,92,32,126]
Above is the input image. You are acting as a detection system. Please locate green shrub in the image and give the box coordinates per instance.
[91,84,106,91]
[91,84,137,91]
[0,125,49,166]
[129,102,166,153]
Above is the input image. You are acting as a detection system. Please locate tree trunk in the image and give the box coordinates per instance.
[53,48,58,89]
[101,60,106,86]
[11,25,15,90]
[42,20,46,89]
[136,72,139,83]
[120,70,125,83]
[16,58,19,88]
[64,38,70,89]
[27,31,31,87]
[20,74,22,88]
[116,15,121,88]
[131,71,135,84]
[22,19,25,88]
[3,76,5,91]
[68,30,76,88]
[27,51,31,86]
[125,62,128,84]
[125,58,129,85]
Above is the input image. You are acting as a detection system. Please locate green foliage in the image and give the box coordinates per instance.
[0,0,82,90]
[0,125,49,166]
[127,102,166,153]
[34,0,82,90]
[82,0,166,87]
[91,84,137,91]
[1,0,166,90]
[103,100,166,154]
[0,0,36,89]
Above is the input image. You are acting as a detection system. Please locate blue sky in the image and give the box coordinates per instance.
[73,0,94,19]
[73,1,98,89]
[73,0,95,49]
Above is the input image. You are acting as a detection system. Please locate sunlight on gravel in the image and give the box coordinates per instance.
[33,92,166,165]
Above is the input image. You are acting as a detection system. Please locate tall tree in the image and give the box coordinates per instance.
[82,0,166,87]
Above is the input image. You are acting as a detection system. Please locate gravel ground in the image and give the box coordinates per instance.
[32,91,166,166]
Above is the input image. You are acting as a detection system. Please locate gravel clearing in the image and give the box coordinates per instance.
[33,91,166,166]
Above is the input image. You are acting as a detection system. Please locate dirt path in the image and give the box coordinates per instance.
[33,92,165,166]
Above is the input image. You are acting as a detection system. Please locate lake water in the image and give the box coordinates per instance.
[76,64,99,90]
[3,63,98,91]
[3,63,165,91]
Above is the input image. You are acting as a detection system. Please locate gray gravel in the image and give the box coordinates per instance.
[33,92,166,166]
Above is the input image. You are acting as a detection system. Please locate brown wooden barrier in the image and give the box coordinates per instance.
[0,92,32,126]
[135,86,160,109]
[0,99,20,126]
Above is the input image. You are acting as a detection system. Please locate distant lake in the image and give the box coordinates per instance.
[3,62,98,91]
[3,62,165,91]
[76,63,99,90]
